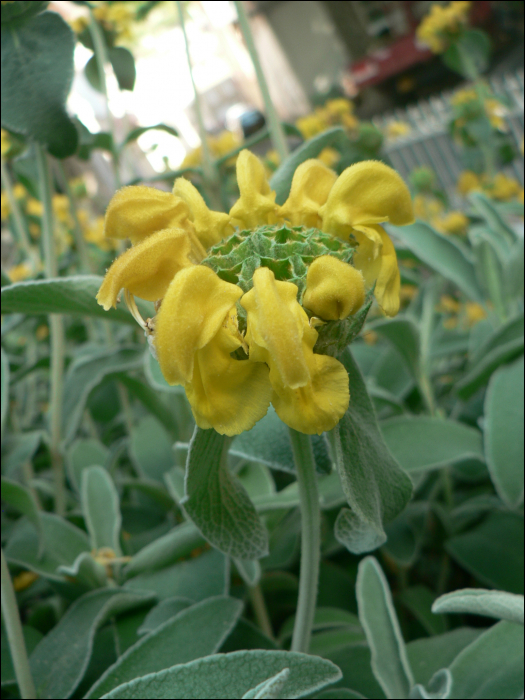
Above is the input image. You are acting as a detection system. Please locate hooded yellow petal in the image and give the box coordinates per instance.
[241,266,349,434]
[104,185,193,244]
[270,351,349,434]
[173,177,233,249]
[319,160,414,239]
[155,265,242,385]
[229,150,278,229]
[352,224,400,317]
[373,227,401,317]
[279,160,337,228]
[303,255,365,320]
[241,267,310,389]
[186,311,271,436]
[96,228,193,310]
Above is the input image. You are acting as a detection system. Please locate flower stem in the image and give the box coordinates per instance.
[55,161,92,273]
[0,156,37,269]
[36,144,66,516]
[1,548,36,700]
[249,584,274,640]
[288,428,320,653]
[88,10,121,189]
[176,1,222,211]
[234,0,289,165]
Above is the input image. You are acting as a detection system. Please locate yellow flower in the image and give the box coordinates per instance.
[457,170,481,196]
[52,194,72,225]
[97,150,413,435]
[1,191,10,220]
[464,302,486,326]
[438,295,461,314]
[26,198,43,217]
[296,114,326,140]
[8,263,32,282]
[317,147,340,168]
[386,121,411,140]
[241,266,349,433]
[319,160,414,316]
[13,183,26,200]
[1,129,10,156]
[70,16,89,34]
[484,173,521,201]
[155,266,272,435]
[13,571,39,592]
[83,215,117,251]
[416,1,471,53]
[36,324,49,341]
[434,211,469,236]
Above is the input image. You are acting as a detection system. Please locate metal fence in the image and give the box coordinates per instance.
[373,70,524,208]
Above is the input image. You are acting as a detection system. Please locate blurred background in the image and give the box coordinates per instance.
[52,1,525,194]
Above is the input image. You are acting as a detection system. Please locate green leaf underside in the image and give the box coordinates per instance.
[388,222,483,302]
[0,276,150,323]
[85,597,243,698]
[100,650,342,699]
[124,548,228,601]
[61,346,144,443]
[331,349,412,554]
[182,427,269,559]
[446,511,524,593]
[29,588,154,699]
[380,416,484,473]
[81,466,122,554]
[484,356,524,507]
[432,589,524,625]
[356,557,414,699]
[449,621,524,699]
[1,12,78,157]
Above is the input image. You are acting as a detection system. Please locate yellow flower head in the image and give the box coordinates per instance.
[26,198,43,217]
[434,211,469,236]
[457,170,481,196]
[386,121,411,141]
[97,150,413,435]
[484,173,521,202]
[7,262,32,282]
[416,1,471,53]
[1,191,10,220]
[1,129,11,156]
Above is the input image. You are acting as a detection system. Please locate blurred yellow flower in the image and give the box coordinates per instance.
[464,302,486,326]
[485,173,521,201]
[438,295,461,314]
[8,262,32,282]
[13,571,39,592]
[386,121,411,141]
[52,194,72,225]
[97,151,413,435]
[296,113,326,140]
[457,170,481,196]
[1,129,10,156]
[317,147,340,168]
[434,211,469,236]
[181,130,242,169]
[13,183,26,200]
[413,194,444,221]
[36,324,49,341]
[1,191,10,220]
[26,198,43,217]
[416,1,471,53]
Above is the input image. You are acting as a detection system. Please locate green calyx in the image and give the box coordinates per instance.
[202,224,355,296]
[202,223,372,356]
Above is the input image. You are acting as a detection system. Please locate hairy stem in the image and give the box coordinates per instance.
[289,429,320,653]
[234,0,290,164]
[1,548,36,699]
[36,144,66,516]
